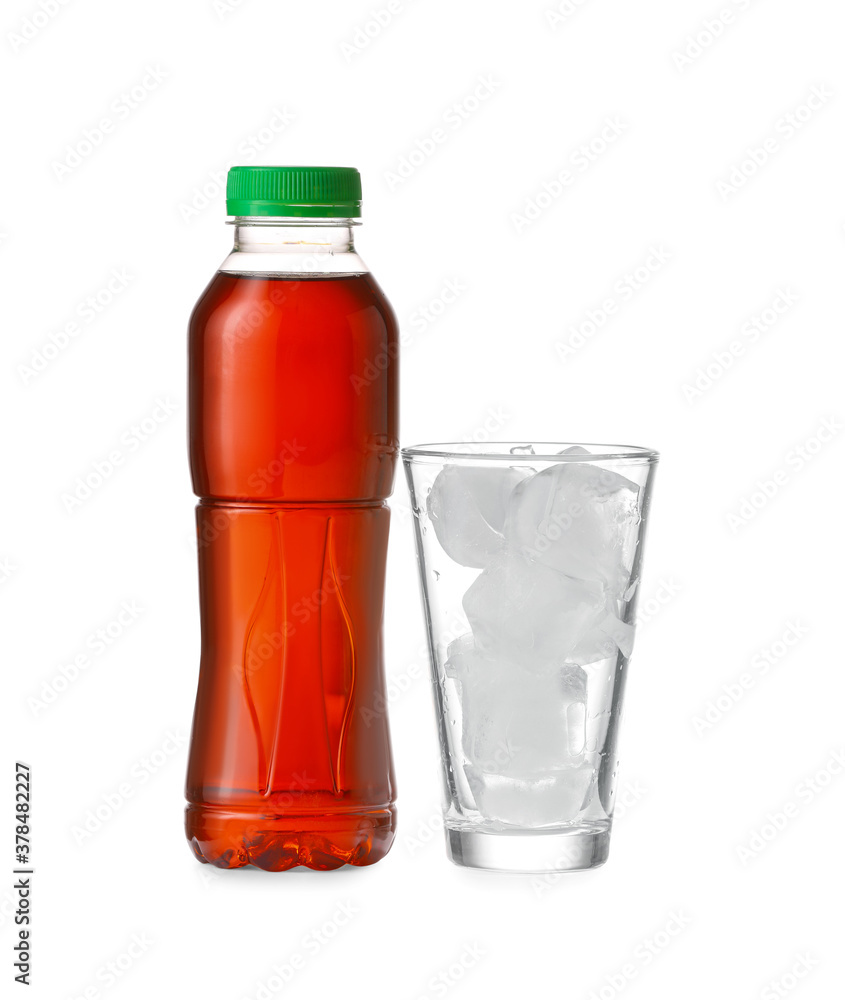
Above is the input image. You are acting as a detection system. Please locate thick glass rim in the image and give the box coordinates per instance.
[401,441,659,463]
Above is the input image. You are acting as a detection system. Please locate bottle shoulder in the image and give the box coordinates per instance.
[218,249,369,276]
[192,270,393,309]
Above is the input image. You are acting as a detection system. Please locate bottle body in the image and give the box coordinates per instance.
[185,247,398,869]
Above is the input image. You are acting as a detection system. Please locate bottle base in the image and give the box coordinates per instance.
[445,826,609,873]
[185,804,396,871]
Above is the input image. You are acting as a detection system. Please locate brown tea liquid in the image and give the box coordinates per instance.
[185,271,398,870]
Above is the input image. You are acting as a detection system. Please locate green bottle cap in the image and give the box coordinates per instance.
[226,165,362,218]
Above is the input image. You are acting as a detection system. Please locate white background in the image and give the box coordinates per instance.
[3,0,844,997]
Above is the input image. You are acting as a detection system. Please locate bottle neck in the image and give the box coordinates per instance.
[220,217,367,276]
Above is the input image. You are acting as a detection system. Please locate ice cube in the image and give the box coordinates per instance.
[557,445,592,456]
[567,626,619,666]
[503,461,640,594]
[444,632,479,680]
[597,612,635,658]
[428,464,528,568]
[582,656,616,755]
[446,639,513,770]
[560,665,589,756]
[463,554,606,665]
[465,765,595,827]
[567,612,635,664]
[458,654,589,775]
[499,664,589,769]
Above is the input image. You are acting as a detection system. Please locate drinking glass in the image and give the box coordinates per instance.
[402,442,658,872]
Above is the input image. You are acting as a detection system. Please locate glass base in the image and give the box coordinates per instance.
[445,826,610,873]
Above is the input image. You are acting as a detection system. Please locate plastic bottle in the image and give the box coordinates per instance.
[185,166,398,870]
